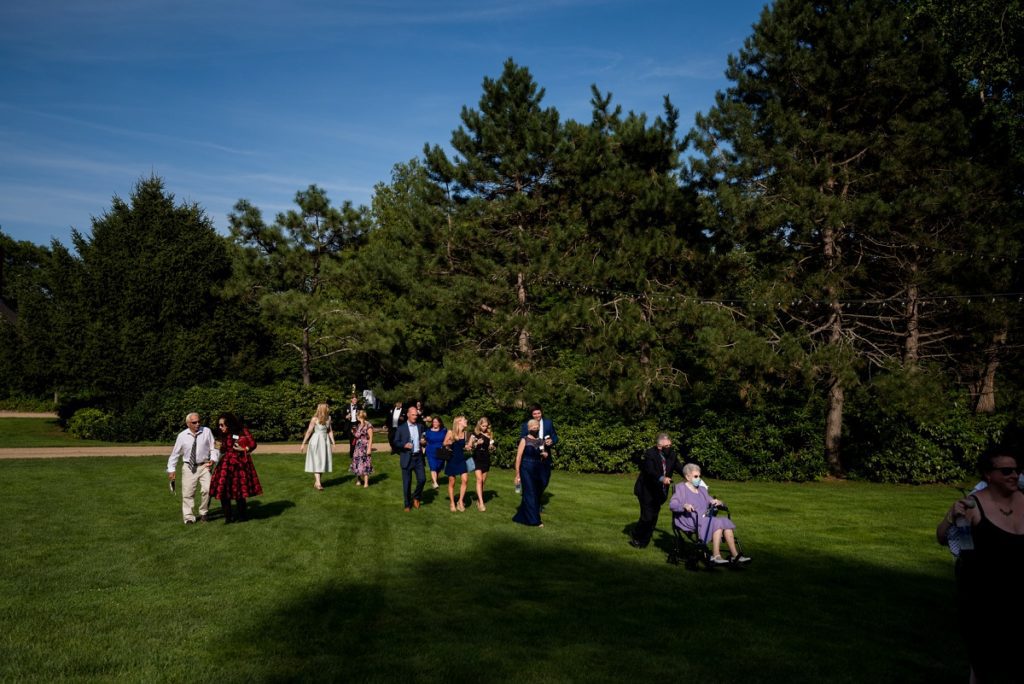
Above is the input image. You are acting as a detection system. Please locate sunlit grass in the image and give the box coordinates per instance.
[0,453,968,683]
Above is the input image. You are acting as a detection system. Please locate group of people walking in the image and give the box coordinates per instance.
[167,401,559,528]
[390,403,557,526]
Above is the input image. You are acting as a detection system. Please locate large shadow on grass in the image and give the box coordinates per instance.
[210,536,964,683]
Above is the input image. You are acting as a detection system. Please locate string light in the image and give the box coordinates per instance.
[536,274,1024,310]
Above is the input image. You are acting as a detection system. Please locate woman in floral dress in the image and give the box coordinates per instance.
[349,410,374,487]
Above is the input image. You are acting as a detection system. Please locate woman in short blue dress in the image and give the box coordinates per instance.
[424,416,448,490]
[443,416,469,511]
[513,418,545,527]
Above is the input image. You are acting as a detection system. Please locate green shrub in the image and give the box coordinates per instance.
[0,395,55,412]
[62,382,345,442]
[686,408,826,481]
[548,420,661,473]
[67,408,115,440]
[852,404,1008,484]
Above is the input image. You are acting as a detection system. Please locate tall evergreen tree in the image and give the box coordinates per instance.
[228,185,370,386]
[55,177,231,404]
[690,0,985,473]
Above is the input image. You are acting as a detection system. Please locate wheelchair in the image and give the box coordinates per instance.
[667,503,749,570]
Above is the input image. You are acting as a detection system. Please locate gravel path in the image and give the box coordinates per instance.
[0,411,59,418]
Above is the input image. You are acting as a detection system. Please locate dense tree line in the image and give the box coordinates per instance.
[1,0,1020,481]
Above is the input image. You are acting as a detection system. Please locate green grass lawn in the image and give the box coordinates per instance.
[0,451,969,683]
[0,417,161,447]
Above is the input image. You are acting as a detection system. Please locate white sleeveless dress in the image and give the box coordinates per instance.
[304,422,333,473]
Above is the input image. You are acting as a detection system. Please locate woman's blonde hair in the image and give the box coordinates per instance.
[474,416,492,436]
[315,403,330,425]
[452,415,468,439]
[357,409,367,422]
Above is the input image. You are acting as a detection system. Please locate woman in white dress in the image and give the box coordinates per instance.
[300,402,334,490]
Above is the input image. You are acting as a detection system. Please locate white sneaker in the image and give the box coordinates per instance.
[735,555,752,564]
[710,555,729,565]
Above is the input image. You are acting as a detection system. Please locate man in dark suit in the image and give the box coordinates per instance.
[386,401,404,453]
[346,395,360,452]
[519,404,558,488]
[391,405,426,511]
[630,432,685,548]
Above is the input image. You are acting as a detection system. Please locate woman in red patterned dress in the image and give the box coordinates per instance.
[210,412,262,524]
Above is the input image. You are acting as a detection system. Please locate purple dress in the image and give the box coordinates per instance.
[668,483,735,541]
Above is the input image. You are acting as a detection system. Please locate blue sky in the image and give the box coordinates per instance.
[0,0,768,247]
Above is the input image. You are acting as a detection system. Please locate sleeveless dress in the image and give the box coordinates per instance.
[304,422,333,473]
[472,434,492,473]
[958,496,1024,682]
[513,437,545,526]
[444,436,467,476]
[210,429,263,500]
[425,428,448,472]
[349,422,373,476]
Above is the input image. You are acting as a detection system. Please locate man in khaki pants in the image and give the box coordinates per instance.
[167,412,218,524]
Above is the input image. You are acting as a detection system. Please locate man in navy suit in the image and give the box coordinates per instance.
[392,405,426,511]
[520,404,558,489]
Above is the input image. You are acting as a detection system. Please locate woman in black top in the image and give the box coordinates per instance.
[937,445,1024,683]
[467,417,495,512]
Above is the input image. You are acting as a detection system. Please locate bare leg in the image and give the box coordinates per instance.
[448,476,456,510]
[711,528,724,558]
[458,473,468,509]
[431,470,439,488]
[724,529,740,557]
[475,471,486,510]
[314,473,323,490]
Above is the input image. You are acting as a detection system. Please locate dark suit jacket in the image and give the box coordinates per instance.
[392,421,425,469]
[634,446,684,503]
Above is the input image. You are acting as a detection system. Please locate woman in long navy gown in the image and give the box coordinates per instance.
[513,419,546,527]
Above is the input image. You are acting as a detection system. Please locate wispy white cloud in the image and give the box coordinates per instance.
[642,58,725,81]
[0,103,256,157]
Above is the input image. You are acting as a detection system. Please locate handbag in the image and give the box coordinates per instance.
[465,456,476,471]
[439,445,453,461]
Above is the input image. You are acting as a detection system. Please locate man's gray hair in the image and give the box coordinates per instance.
[185,411,199,425]
[656,432,671,444]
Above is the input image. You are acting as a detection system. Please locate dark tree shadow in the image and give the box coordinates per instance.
[243,499,295,520]
[322,474,355,488]
[208,537,964,683]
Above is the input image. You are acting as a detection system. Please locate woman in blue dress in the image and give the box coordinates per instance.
[443,415,469,511]
[424,416,448,490]
[513,419,546,527]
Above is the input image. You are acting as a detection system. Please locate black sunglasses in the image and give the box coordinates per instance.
[993,466,1020,476]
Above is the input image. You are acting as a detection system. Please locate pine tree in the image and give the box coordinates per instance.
[228,185,370,386]
[690,0,986,473]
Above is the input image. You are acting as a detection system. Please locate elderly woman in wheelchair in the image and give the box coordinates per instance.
[668,463,751,565]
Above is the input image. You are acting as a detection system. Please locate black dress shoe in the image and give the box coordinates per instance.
[629,538,647,549]
[199,515,209,523]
